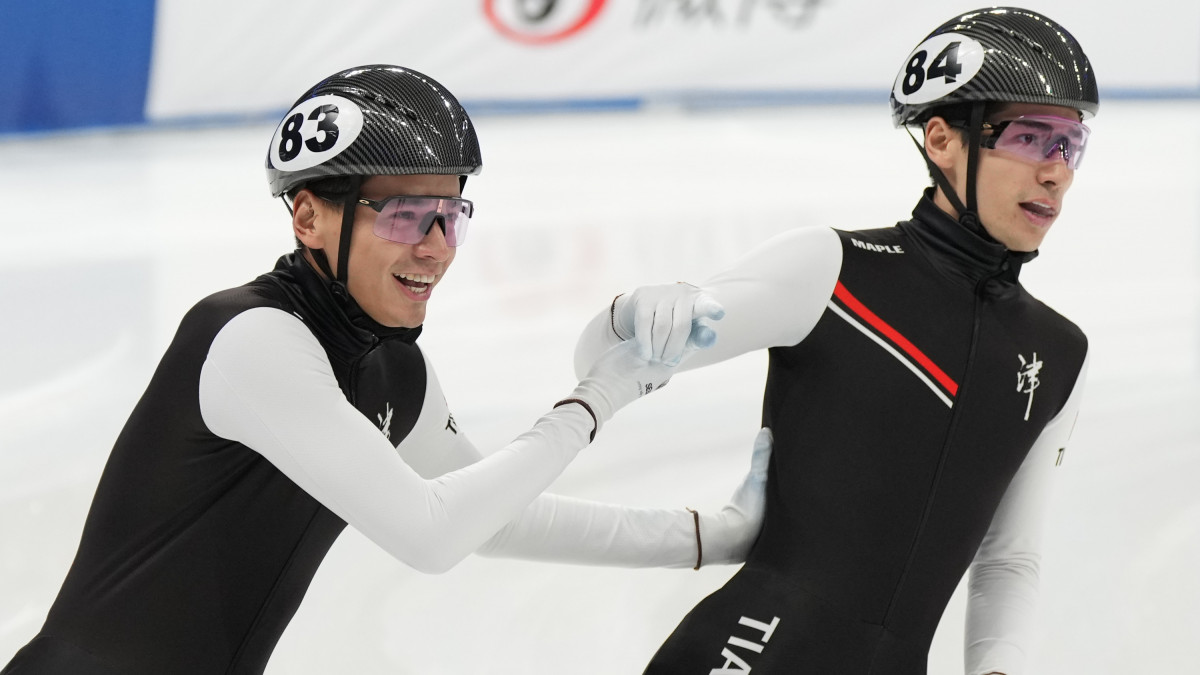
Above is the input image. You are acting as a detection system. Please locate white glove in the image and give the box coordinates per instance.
[614,283,725,366]
[565,340,677,434]
[696,427,773,566]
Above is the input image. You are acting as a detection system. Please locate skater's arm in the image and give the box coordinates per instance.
[476,428,772,568]
[199,307,667,574]
[964,354,1089,675]
[390,356,770,570]
[574,226,843,376]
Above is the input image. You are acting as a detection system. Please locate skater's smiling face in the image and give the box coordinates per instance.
[924,103,1082,252]
[292,173,461,328]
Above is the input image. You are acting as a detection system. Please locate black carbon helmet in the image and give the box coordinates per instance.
[265,65,482,297]
[266,65,482,198]
[889,8,1098,242]
[890,7,1098,128]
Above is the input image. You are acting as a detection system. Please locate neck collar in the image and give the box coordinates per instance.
[272,252,422,347]
[898,189,1038,286]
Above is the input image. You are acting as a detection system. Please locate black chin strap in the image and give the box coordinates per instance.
[961,102,985,231]
[299,176,363,302]
[908,102,987,233]
[331,176,363,301]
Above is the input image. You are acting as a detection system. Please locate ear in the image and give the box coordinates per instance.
[291,189,326,250]
[922,116,964,176]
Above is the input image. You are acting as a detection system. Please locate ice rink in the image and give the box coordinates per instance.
[2,100,1197,673]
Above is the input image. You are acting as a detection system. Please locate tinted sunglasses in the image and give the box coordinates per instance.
[357,195,474,247]
[978,115,1091,170]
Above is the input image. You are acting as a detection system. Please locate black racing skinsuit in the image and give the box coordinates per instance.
[641,194,1087,673]
[3,254,427,674]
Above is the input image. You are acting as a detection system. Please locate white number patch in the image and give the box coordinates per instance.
[891,33,985,105]
[269,94,364,171]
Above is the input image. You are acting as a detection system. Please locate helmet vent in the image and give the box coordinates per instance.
[361,91,418,120]
[979,21,1051,60]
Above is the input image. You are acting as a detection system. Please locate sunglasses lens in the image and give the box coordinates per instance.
[372,197,473,246]
[992,116,1090,169]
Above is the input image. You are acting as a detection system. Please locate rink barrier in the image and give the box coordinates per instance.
[2,0,1198,136]
[6,86,1200,140]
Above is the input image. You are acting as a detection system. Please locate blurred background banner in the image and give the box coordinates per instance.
[3,0,1199,134]
[0,0,157,133]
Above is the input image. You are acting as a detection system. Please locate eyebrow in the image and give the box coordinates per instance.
[1011,119,1054,132]
[1009,118,1086,141]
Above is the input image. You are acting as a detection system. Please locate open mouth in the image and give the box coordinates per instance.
[1020,201,1057,218]
[394,272,434,296]
[1020,201,1058,226]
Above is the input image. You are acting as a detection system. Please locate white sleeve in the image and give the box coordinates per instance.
[475,493,705,568]
[404,358,732,569]
[574,226,843,377]
[964,353,1089,675]
[198,307,594,574]
[389,350,487,479]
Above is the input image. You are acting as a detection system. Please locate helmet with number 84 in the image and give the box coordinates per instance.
[890,7,1098,128]
[888,7,1098,235]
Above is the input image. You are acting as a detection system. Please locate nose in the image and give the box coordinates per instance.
[1037,156,1073,189]
[414,217,450,261]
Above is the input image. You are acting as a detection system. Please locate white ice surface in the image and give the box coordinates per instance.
[1,100,1197,673]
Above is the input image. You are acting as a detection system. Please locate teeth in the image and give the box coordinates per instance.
[396,273,435,284]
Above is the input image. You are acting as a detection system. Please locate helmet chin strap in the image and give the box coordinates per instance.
[909,102,992,240]
[303,176,364,302]
[331,176,364,301]
[961,102,985,233]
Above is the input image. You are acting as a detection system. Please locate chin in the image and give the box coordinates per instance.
[368,308,423,329]
[395,311,425,328]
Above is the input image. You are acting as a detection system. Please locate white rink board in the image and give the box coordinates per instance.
[146,0,1200,119]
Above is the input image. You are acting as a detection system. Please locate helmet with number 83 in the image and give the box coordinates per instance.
[266,65,482,199]
[890,7,1098,128]
[263,65,482,296]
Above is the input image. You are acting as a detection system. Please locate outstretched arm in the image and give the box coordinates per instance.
[477,427,772,568]
[199,307,672,574]
[964,353,1089,675]
[397,357,772,569]
[574,226,844,377]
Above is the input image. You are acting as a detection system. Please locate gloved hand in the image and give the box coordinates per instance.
[613,283,725,366]
[567,340,677,432]
[696,427,773,566]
